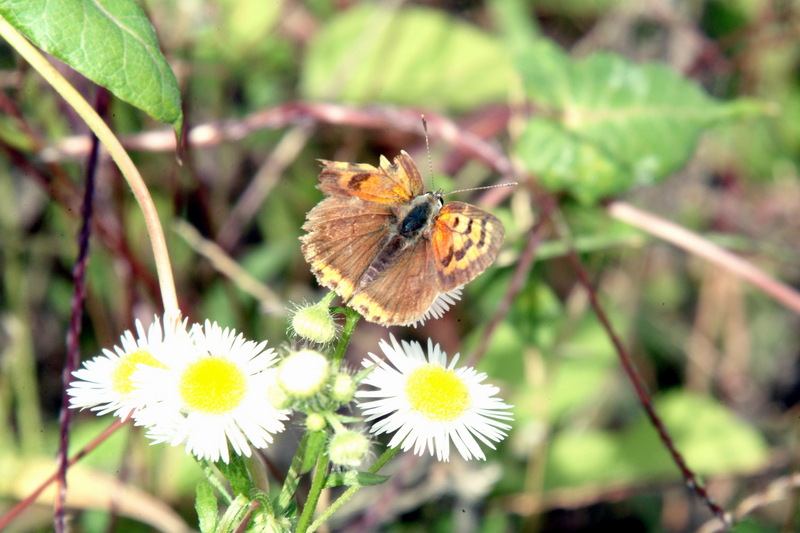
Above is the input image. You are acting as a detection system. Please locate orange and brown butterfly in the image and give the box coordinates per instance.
[300,150,505,327]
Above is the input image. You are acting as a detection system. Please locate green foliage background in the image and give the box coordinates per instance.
[1,0,799,531]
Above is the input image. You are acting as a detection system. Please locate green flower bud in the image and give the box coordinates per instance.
[329,430,371,468]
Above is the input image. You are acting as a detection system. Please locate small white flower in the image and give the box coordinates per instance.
[357,335,512,461]
[67,315,183,419]
[131,320,289,463]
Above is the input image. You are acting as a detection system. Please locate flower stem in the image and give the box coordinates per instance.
[276,432,310,512]
[331,307,360,371]
[295,450,330,533]
[307,446,400,532]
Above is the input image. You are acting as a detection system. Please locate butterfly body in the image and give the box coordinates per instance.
[358,191,441,290]
[301,151,504,326]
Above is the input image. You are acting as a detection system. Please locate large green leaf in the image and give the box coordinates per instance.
[0,0,182,125]
[513,40,764,204]
[544,391,768,490]
[301,5,515,110]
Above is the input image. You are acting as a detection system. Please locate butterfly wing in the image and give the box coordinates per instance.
[431,202,505,292]
[300,196,392,301]
[317,151,424,204]
[348,239,439,326]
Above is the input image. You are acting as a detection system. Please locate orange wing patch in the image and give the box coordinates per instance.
[432,202,504,291]
[317,151,423,205]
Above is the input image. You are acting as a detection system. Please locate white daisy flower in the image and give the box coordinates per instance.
[131,320,289,463]
[357,335,513,461]
[67,315,184,419]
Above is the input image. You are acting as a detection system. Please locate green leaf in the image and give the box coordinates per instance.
[195,480,219,533]
[512,40,766,204]
[215,453,254,497]
[0,0,182,125]
[301,5,515,110]
[624,390,769,476]
[325,470,391,488]
[545,318,619,422]
[218,494,253,533]
[544,391,768,490]
[213,0,281,61]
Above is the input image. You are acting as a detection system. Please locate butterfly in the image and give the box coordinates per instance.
[300,150,505,326]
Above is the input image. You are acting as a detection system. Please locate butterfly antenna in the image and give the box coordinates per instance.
[421,114,435,190]
[445,181,518,196]
[422,114,517,196]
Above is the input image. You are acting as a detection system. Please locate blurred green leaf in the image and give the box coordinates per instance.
[545,391,768,489]
[532,0,624,17]
[512,40,766,203]
[624,390,769,476]
[546,318,619,422]
[215,0,281,60]
[0,0,182,125]
[301,5,515,110]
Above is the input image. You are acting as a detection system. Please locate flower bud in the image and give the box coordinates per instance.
[290,300,337,344]
[277,350,330,399]
[329,430,370,468]
[306,413,327,432]
[330,373,356,403]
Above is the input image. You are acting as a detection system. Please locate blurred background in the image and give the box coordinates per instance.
[1,0,799,531]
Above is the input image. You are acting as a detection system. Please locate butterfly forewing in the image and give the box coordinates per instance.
[301,196,393,301]
[317,151,423,205]
[432,202,505,291]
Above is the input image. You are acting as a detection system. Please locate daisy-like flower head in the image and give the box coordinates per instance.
[357,334,513,461]
[67,315,183,420]
[131,320,290,463]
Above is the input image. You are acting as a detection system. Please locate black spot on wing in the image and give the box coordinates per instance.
[455,243,471,261]
[348,173,372,189]
[440,247,454,268]
[476,225,487,249]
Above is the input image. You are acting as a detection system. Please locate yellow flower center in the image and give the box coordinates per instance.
[111,349,166,396]
[405,364,469,421]
[179,357,247,414]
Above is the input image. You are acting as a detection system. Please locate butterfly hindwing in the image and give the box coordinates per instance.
[348,239,439,326]
[432,202,505,292]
